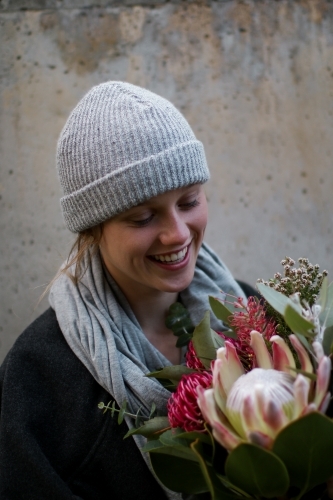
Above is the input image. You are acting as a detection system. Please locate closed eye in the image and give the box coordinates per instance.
[180,199,200,209]
[131,214,154,227]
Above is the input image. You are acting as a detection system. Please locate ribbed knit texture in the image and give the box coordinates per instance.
[57,82,209,233]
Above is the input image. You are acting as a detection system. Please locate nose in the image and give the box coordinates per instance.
[158,210,190,247]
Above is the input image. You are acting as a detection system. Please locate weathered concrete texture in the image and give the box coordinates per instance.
[1,0,208,12]
[1,1,333,361]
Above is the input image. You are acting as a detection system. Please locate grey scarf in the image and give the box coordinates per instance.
[49,242,245,498]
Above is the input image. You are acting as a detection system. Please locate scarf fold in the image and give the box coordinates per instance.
[49,242,244,416]
[49,242,245,497]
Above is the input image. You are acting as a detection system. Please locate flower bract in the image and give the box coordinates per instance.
[197,332,331,451]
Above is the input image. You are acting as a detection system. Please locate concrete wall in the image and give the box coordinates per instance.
[1,0,333,362]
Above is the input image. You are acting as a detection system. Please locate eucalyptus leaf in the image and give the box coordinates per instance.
[159,429,194,449]
[294,332,312,352]
[175,333,193,347]
[192,311,218,369]
[273,412,333,492]
[221,329,237,340]
[284,304,315,337]
[146,365,195,382]
[123,416,170,439]
[149,452,208,494]
[209,296,234,328]
[118,400,127,425]
[191,440,240,500]
[143,439,198,462]
[225,443,289,498]
[257,283,302,316]
[176,431,212,445]
[323,325,333,355]
[165,302,195,336]
[211,330,225,349]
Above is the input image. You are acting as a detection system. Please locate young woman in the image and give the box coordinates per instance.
[0,82,247,499]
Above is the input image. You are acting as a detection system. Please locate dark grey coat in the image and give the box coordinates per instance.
[0,308,168,500]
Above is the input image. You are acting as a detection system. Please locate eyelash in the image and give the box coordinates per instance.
[132,198,200,227]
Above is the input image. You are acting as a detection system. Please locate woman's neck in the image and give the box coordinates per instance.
[123,288,181,365]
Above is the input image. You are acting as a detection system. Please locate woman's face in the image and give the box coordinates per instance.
[99,184,208,298]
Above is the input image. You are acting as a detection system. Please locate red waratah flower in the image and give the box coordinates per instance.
[229,296,277,370]
[167,371,213,432]
[185,340,206,370]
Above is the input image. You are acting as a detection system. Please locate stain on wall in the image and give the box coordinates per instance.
[1,0,333,361]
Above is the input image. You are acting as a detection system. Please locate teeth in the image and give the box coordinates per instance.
[153,247,188,263]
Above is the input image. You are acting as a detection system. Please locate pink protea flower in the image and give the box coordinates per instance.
[167,371,212,432]
[197,334,331,452]
[229,296,277,370]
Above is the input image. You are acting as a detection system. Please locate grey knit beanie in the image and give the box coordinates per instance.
[57,81,210,233]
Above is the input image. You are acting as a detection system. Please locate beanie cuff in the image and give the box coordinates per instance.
[61,140,209,233]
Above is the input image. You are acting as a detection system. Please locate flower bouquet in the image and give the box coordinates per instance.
[101,258,333,500]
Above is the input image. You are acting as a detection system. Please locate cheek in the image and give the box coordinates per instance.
[196,202,208,233]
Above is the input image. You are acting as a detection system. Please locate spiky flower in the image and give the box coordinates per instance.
[228,296,277,370]
[185,341,206,371]
[197,333,331,451]
[167,371,212,432]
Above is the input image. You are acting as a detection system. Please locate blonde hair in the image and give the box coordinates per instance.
[40,225,103,304]
[62,225,103,285]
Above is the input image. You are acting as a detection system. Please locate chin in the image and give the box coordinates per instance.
[159,274,194,294]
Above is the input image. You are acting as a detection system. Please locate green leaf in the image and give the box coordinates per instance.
[123,416,170,439]
[288,366,317,381]
[323,325,333,355]
[209,296,234,328]
[225,443,289,498]
[192,311,218,369]
[176,430,212,446]
[118,400,127,425]
[159,428,194,450]
[143,437,198,462]
[284,304,315,337]
[191,440,241,500]
[146,365,196,382]
[165,302,195,336]
[257,283,302,316]
[220,329,237,340]
[149,452,208,494]
[294,332,312,352]
[175,333,193,347]
[273,412,333,492]
[320,280,333,329]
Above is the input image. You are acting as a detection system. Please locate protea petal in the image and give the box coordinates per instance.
[250,331,273,369]
[197,388,244,451]
[241,392,264,435]
[313,356,331,408]
[211,419,244,451]
[293,374,310,418]
[271,335,296,374]
[263,398,289,435]
[212,360,227,413]
[197,387,220,425]
[248,430,273,449]
[289,335,313,374]
[216,342,244,396]
[302,402,317,415]
[319,391,331,414]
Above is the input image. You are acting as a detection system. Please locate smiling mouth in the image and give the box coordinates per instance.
[150,245,189,264]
